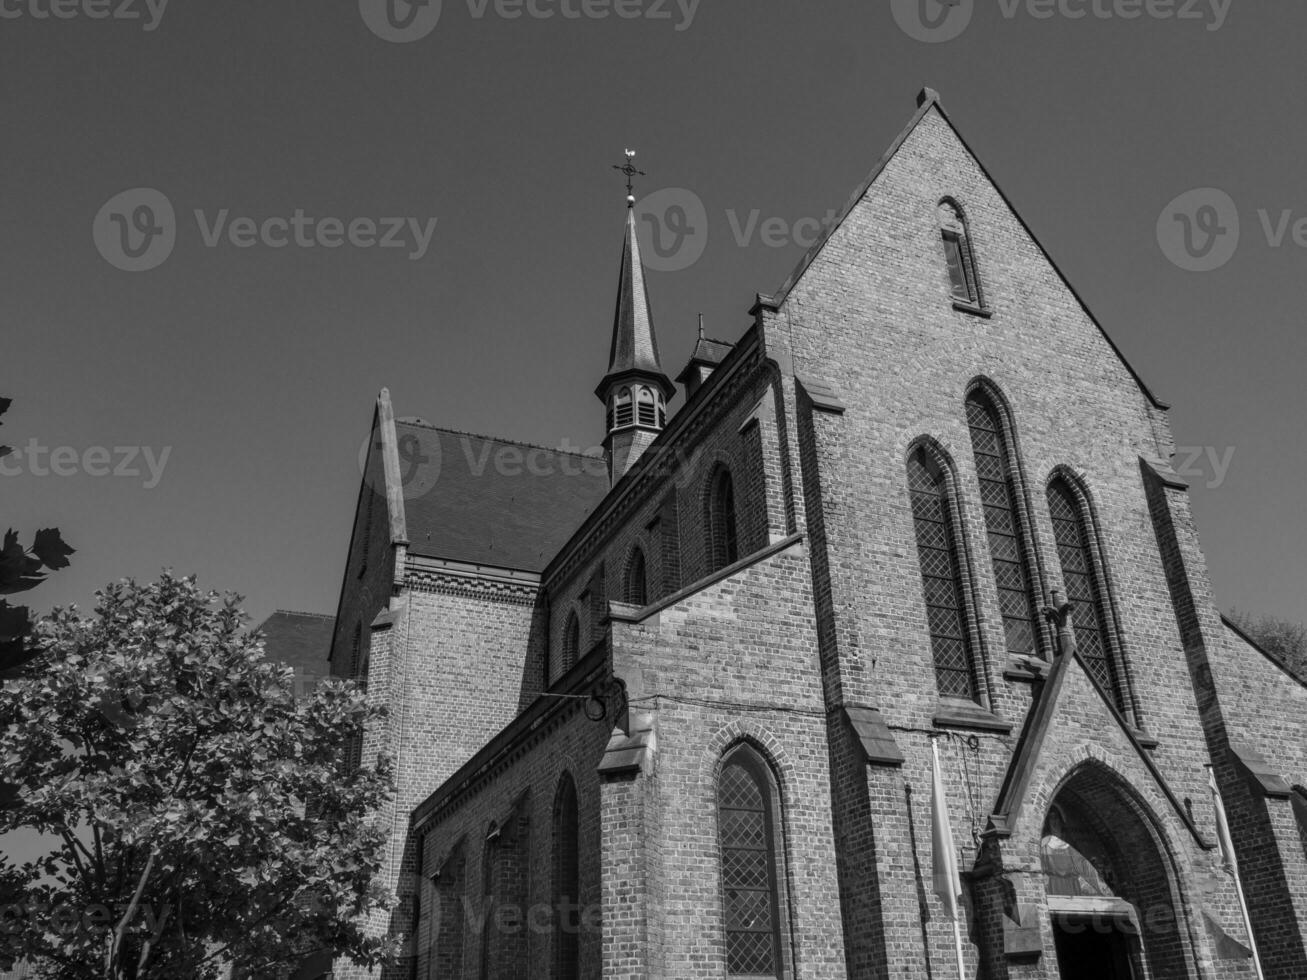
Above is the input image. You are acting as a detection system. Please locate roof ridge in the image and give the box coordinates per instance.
[394,419,602,462]
[271,610,335,620]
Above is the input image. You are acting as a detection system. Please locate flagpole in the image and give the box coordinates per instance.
[1208,765,1266,980]
[932,738,968,980]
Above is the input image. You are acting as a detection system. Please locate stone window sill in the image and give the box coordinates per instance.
[952,299,993,318]
[934,699,1014,734]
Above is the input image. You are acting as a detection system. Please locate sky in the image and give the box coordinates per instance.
[2,0,1303,630]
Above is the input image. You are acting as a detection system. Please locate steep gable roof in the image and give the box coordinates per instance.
[393,419,611,572]
[760,87,1168,410]
[257,610,334,678]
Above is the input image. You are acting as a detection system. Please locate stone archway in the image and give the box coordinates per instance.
[1041,765,1191,980]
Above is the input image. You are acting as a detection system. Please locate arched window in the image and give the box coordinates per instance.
[908,446,979,701]
[939,199,983,308]
[636,386,658,427]
[552,773,581,979]
[1047,476,1124,711]
[708,467,739,573]
[624,546,648,606]
[613,387,634,429]
[719,745,785,978]
[966,389,1041,657]
[561,611,581,676]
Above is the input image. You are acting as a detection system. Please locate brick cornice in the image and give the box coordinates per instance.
[402,555,540,606]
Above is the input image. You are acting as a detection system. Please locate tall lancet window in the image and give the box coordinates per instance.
[624,546,648,606]
[708,467,739,572]
[718,745,785,978]
[561,611,581,676]
[1047,477,1124,711]
[908,446,979,701]
[552,773,581,979]
[939,198,983,308]
[967,389,1041,658]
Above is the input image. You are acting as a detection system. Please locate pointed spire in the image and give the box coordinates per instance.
[595,155,674,403]
[596,152,675,484]
[598,206,672,391]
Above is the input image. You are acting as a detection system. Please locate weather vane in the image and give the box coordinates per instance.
[613,148,645,206]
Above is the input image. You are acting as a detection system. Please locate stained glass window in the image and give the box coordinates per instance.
[967,391,1039,657]
[908,448,978,700]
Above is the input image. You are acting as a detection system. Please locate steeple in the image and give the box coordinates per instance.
[596,151,675,485]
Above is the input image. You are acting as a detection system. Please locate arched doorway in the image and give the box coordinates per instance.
[1040,766,1190,980]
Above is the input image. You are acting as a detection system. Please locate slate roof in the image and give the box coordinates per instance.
[675,335,735,384]
[596,206,674,401]
[394,420,611,572]
[257,610,334,679]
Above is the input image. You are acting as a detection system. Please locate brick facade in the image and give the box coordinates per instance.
[327,90,1307,978]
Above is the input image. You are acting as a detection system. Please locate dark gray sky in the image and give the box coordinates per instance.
[3,0,1302,627]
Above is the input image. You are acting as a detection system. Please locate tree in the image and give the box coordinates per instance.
[0,396,75,678]
[1228,607,1307,681]
[0,572,396,978]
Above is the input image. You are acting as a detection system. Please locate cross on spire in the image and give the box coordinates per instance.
[613,149,645,207]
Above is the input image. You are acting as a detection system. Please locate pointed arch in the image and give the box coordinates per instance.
[938,197,985,309]
[707,465,739,573]
[1045,469,1136,720]
[965,380,1048,659]
[717,741,792,978]
[623,544,648,606]
[1041,761,1195,978]
[552,772,581,979]
[906,438,987,703]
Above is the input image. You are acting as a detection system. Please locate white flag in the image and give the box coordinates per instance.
[1208,766,1239,873]
[931,739,962,921]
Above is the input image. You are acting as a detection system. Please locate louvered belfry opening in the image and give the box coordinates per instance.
[967,391,1039,657]
[1047,477,1123,710]
[719,748,783,977]
[907,447,977,701]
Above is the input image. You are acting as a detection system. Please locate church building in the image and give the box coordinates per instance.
[327,89,1307,979]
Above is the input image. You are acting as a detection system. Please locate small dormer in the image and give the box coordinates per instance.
[676,319,734,401]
